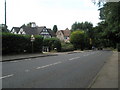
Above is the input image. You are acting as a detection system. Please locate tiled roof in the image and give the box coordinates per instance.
[47,29,56,37]
[22,27,38,35]
[59,28,71,37]
[21,26,55,37]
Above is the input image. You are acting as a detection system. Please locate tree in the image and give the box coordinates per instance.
[71,22,78,31]
[0,24,9,33]
[71,22,94,49]
[71,21,93,32]
[70,30,85,50]
[53,25,58,33]
[92,1,120,49]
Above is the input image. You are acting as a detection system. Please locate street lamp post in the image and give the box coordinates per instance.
[31,35,35,53]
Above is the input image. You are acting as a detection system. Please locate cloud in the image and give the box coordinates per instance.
[1,0,100,30]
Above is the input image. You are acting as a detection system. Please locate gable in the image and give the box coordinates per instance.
[11,27,20,34]
[56,30,64,37]
[40,28,50,35]
[18,28,26,34]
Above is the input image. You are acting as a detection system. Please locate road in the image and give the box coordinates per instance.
[2,50,113,88]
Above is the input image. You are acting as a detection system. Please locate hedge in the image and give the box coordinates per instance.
[43,37,61,52]
[61,43,74,52]
[2,33,43,55]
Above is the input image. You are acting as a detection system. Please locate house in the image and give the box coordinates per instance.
[11,27,20,34]
[56,28,71,43]
[11,22,56,52]
[11,22,56,38]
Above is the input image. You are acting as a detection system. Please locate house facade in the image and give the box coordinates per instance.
[56,28,71,43]
[11,22,56,38]
[11,27,20,34]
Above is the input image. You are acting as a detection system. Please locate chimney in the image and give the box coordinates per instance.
[31,22,36,27]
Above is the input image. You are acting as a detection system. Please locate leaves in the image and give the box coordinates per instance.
[53,25,58,33]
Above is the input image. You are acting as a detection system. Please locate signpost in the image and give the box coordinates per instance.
[31,35,35,53]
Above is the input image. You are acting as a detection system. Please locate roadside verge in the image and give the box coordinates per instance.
[88,51,118,88]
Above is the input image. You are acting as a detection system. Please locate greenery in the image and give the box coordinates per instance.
[70,30,85,51]
[71,21,93,32]
[2,33,43,55]
[92,1,120,50]
[43,37,61,52]
[61,42,74,52]
[53,25,58,33]
[0,24,9,33]
[71,21,94,49]
[2,1,120,53]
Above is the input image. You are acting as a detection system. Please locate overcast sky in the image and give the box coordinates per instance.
[0,0,100,30]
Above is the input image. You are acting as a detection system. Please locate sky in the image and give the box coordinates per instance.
[0,0,101,30]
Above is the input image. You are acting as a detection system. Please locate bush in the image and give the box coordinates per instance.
[43,37,61,52]
[61,43,74,52]
[70,30,85,50]
[2,33,43,55]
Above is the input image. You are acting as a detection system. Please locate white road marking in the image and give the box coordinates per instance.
[53,61,62,65]
[36,61,62,69]
[69,57,80,61]
[0,74,14,79]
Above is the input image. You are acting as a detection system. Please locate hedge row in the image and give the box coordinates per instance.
[2,33,43,55]
[43,38,61,52]
[61,43,74,52]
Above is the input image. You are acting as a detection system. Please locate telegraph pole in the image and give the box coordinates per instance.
[5,0,7,29]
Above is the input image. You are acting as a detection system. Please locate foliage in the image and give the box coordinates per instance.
[0,24,9,32]
[97,2,120,49]
[53,25,58,33]
[71,21,93,32]
[43,37,61,52]
[70,30,85,50]
[61,42,74,52]
[2,33,43,55]
[91,1,120,49]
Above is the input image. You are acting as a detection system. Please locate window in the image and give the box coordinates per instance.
[43,29,47,32]
[64,36,67,39]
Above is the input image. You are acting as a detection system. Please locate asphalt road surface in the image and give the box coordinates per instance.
[2,50,113,88]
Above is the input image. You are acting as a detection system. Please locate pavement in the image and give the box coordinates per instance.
[1,50,84,62]
[89,51,118,88]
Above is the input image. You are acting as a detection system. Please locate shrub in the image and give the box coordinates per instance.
[61,43,74,52]
[43,37,61,52]
[70,30,85,50]
[2,33,43,55]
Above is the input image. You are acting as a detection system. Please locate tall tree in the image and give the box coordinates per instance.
[53,25,58,33]
[71,21,93,32]
[99,2,120,48]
